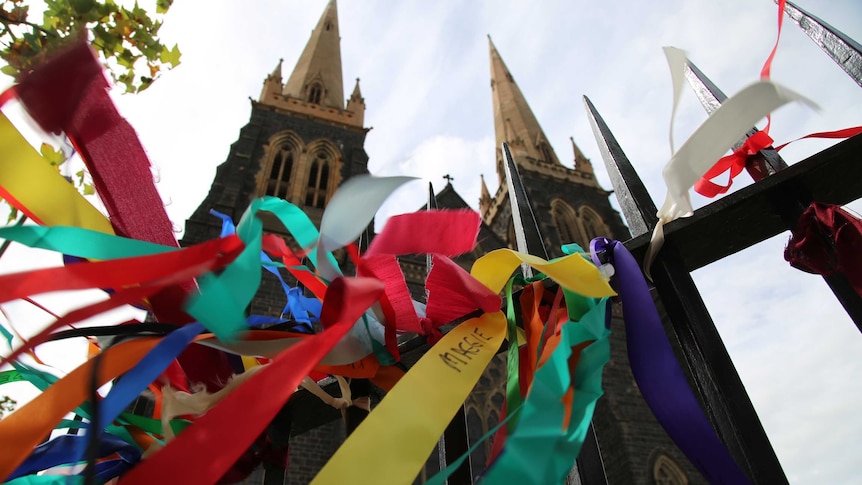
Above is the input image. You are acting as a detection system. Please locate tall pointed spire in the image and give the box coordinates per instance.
[479,173,493,215]
[283,0,344,109]
[571,136,595,177]
[259,58,283,102]
[346,77,365,126]
[488,36,561,174]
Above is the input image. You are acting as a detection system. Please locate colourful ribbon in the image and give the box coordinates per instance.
[118,277,384,484]
[0,112,112,233]
[693,130,774,197]
[310,312,507,485]
[591,237,751,484]
[785,202,862,297]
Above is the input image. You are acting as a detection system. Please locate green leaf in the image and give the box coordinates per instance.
[0,65,18,77]
[83,183,95,196]
[156,0,172,15]
[159,43,181,68]
[70,0,95,15]
[39,143,66,167]
[6,207,19,224]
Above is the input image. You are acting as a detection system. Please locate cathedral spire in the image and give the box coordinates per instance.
[259,58,283,102]
[571,136,595,177]
[479,173,493,215]
[488,35,561,176]
[346,77,365,125]
[283,0,345,109]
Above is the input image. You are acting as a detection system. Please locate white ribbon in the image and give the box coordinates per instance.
[643,47,816,278]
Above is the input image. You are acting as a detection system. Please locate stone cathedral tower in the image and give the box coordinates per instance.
[180,0,369,318]
[180,1,706,484]
[479,38,705,485]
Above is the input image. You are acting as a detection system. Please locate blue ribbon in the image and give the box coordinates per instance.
[211,210,318,332]
[7,434,139,481]
[590,237,751,484]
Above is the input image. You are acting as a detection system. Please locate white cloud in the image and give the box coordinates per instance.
[2,0,862,482]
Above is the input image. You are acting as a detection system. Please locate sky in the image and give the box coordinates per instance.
[1,0,862,483]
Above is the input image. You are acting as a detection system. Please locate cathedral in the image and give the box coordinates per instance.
[180,1,704,484]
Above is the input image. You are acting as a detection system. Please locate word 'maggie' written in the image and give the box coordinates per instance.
[439,326,495,373]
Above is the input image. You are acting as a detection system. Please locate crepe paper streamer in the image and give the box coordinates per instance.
[0,337,164,481]
[15,42,175,250]
[593,238,752,484]
[310,311,505,485]
[354,255,419,360]
[13,42,192,325]
[119,277,384,484]
[0,225,177,260]
[425,254,502,329]
[694,131,774,197]
[364,209,480,257]
[503,279,522,434]
[0,369,25,385]
[481,297,610,485]
[0,113,113,234]
[785,202,862,297]
[471,248,615,298]
[316,175,417,275]
[0,235,243,369]
[643,47,816,278]
[8,434,140,482]
[518,282,550,388]
[426,405,524,485]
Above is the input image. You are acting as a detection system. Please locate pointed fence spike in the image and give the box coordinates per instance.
[783,0,862,87]
[683,60,788,177]
[426,182,436,276]
[583,96,656,238]
[502,142,548,276]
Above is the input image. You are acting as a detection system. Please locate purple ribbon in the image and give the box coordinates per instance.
[591,237,751,484]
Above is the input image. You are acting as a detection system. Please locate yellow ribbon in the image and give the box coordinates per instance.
[311,312,507,485]
[471,248,615,297]
[0,112,113,233]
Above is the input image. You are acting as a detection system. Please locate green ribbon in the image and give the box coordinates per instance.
[504,277,522,433]
[481,295,610,485]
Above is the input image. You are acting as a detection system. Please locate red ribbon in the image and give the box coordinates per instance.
[14,41,189,323]
[119,277,385,485]
[694,130,774,197]
[785,202,862,297]
[774,126,862,151]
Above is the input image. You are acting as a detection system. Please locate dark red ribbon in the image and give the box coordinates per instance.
[14,41,189,323]
[785,202,862,297]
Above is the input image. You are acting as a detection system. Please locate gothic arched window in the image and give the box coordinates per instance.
[266,145,295,198]
[579,206,609,241]
[308,82,323,104]
[305,151,330,209]
[552,199,587,248]
[653,455,688,485]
